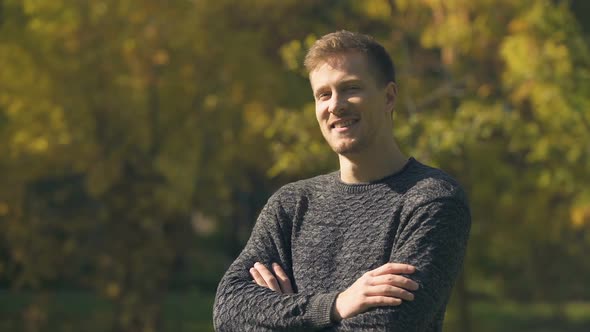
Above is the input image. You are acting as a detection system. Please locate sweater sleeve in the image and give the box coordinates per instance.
[213,190,339,332]
[340,193,471,332]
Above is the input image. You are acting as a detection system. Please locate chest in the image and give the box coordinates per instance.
[290,196,402,291]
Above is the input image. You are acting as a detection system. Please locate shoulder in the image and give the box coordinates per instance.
[256,173,335,233]
[270,172,336,201]
[263,172,336,212]
[397,160,471,234]
[399,159,468,208]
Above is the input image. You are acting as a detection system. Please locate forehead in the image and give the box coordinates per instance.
[309,52,373,90]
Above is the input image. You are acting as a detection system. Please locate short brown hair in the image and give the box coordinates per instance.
[304,30,396,85]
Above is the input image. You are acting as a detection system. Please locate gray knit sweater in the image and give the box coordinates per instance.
[213,158,470,331]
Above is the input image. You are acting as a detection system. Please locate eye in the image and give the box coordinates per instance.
[317,91,331,100]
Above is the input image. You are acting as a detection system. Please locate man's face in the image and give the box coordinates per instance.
[309,52,395,156]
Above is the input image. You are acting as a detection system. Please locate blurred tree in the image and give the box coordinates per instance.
[0,0,589,331]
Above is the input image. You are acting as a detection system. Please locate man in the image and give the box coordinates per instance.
[213,30,470,331]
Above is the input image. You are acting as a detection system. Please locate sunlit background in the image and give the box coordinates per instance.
[1,0,589,331]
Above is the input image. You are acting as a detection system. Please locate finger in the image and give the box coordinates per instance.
[366,285,415,301]
[369,274,419,291]
[272,263,294,294]
[368,262,416,277]
[254,262,282,293]
[250,267,267,287]
[364,296,402,307]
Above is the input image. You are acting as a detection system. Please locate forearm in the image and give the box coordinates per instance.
[337,280,449,331]
[329,265,456,332]
[213,270,338,332]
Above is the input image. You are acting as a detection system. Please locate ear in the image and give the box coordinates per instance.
[384,82,397,114]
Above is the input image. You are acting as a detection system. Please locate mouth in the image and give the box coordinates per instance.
[330,118,359,132]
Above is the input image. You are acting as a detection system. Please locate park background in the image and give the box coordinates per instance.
[1,0,590,331]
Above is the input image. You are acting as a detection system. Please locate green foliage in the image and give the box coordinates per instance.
[0,0,589,331]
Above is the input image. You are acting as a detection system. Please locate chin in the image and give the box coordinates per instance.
[330,141,365,156]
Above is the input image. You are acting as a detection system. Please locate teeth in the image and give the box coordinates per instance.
[334,120,355,128]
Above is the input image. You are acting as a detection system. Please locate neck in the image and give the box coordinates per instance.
[338,139,407,184]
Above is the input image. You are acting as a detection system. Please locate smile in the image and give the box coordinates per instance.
[330,118,359,130]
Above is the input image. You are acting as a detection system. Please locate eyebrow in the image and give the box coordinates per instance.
[341,78,362,84]
[313,79,363,98]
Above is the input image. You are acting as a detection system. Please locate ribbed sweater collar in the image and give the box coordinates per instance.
[329,157,417,194]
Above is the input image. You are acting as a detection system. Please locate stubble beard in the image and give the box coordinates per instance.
[328,135,369,156]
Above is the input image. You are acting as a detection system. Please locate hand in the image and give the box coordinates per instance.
[332,263,419,321]
[249,262,294,294]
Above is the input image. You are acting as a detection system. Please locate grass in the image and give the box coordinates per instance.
[444,300,590,332]
[1,289,589,331]
[0,289,216,332]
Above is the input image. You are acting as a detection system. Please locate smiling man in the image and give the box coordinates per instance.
[213,30,471,332]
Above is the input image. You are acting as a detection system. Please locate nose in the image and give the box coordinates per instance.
[328,93,347,116]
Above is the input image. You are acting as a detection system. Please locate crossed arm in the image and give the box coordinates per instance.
[213,192,470,331]
[250,262,420,321]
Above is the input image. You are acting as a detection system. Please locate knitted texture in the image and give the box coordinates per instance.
[213,158,471,331]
